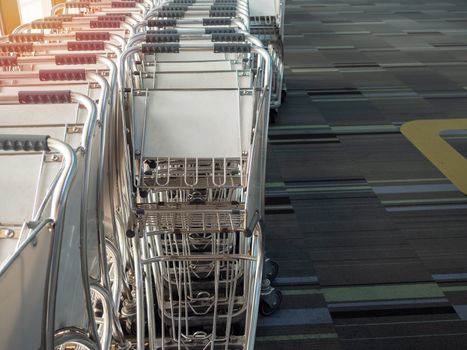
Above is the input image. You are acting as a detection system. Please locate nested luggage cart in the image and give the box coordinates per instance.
[0,11,128,348]
[119,8,281,344]
[0,98,106,350]
[0,0,286,347]
[0,134,96,350]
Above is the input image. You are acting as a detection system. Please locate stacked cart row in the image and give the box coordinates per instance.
[0,0,285,349]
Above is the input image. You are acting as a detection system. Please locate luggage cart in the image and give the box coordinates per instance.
[0,89,121,348]
[125,23,282,284]
[120,35,281,348]
[0,39,139,326]
[0,134,103,350]
[0,126,112,350]
[1,11,141,337]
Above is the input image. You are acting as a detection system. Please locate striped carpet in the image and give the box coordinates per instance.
[257,0,467,349]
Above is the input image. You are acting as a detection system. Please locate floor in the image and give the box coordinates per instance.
[256,1,467,349]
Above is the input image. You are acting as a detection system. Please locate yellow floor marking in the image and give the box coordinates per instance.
[401,119,467,195]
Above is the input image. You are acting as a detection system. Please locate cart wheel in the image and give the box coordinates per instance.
[90,284,112,350]
[105,239,123,309]
[260,289,282,316]
[269,109,278,124]
[264,258,279,281]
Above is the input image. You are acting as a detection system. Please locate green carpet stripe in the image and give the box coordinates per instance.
[442,286,467,292]
[286,185,371,193]
[368,178,448,184]
[282,283,444,302]
[382,197,467,206]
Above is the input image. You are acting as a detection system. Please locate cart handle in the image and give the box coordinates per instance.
[0,134,49,152]
[144,32,245,43]
[141,42,251,53]
[0,136,76,222]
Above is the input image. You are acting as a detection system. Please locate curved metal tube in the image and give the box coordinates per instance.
[50,3,64,16]
[54,328,99,350]
[0,219,53,274]
[89,283,113,350]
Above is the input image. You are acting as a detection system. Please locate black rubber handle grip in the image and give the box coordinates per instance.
[214,0,238,3]
[8,33,45,43]
[147,19,177,27]
[31,20,62,29]
[211,33,245,42]
[0,43,33,53]
[250,27,280,35]
[90,20,121,29]
[160,5,189,10]
[146,33,180,43]
[98,15,127,21]
[112,1,136,8]
[203,18,231,25]
[210,5,236,10]
[76,32,111,41]
[156,10,186,18]
[147,29,178,34]
[64,2,89,8]
[18,90,72,104]
[209,10,236,17]
[55,54,97,65]
[205,27,236,34]
[67,41,105,51]
[172,0,195,3]
[214,43,250,53]
[0,135,49,152]
[43,15,75,22]
[39,69,86,81]
[142,43,180,53]
[0,55,18,67]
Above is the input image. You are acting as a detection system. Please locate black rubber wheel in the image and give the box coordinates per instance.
[269,109,278,124]
[260,289,282,316]
[264,259,279,282]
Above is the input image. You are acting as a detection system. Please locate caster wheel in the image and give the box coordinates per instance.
[269,109,278,124]
[264,258,279,282]
[281,89,287,104]
[260,289,282,316]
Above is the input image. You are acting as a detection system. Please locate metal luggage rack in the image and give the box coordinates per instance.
[133,222,263,350]
[138,198,245,212]
[138,207,246,232]
[146,228,246,284]
[137,187,245,206]
[137,156,247,190]
[151,229,239,254]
